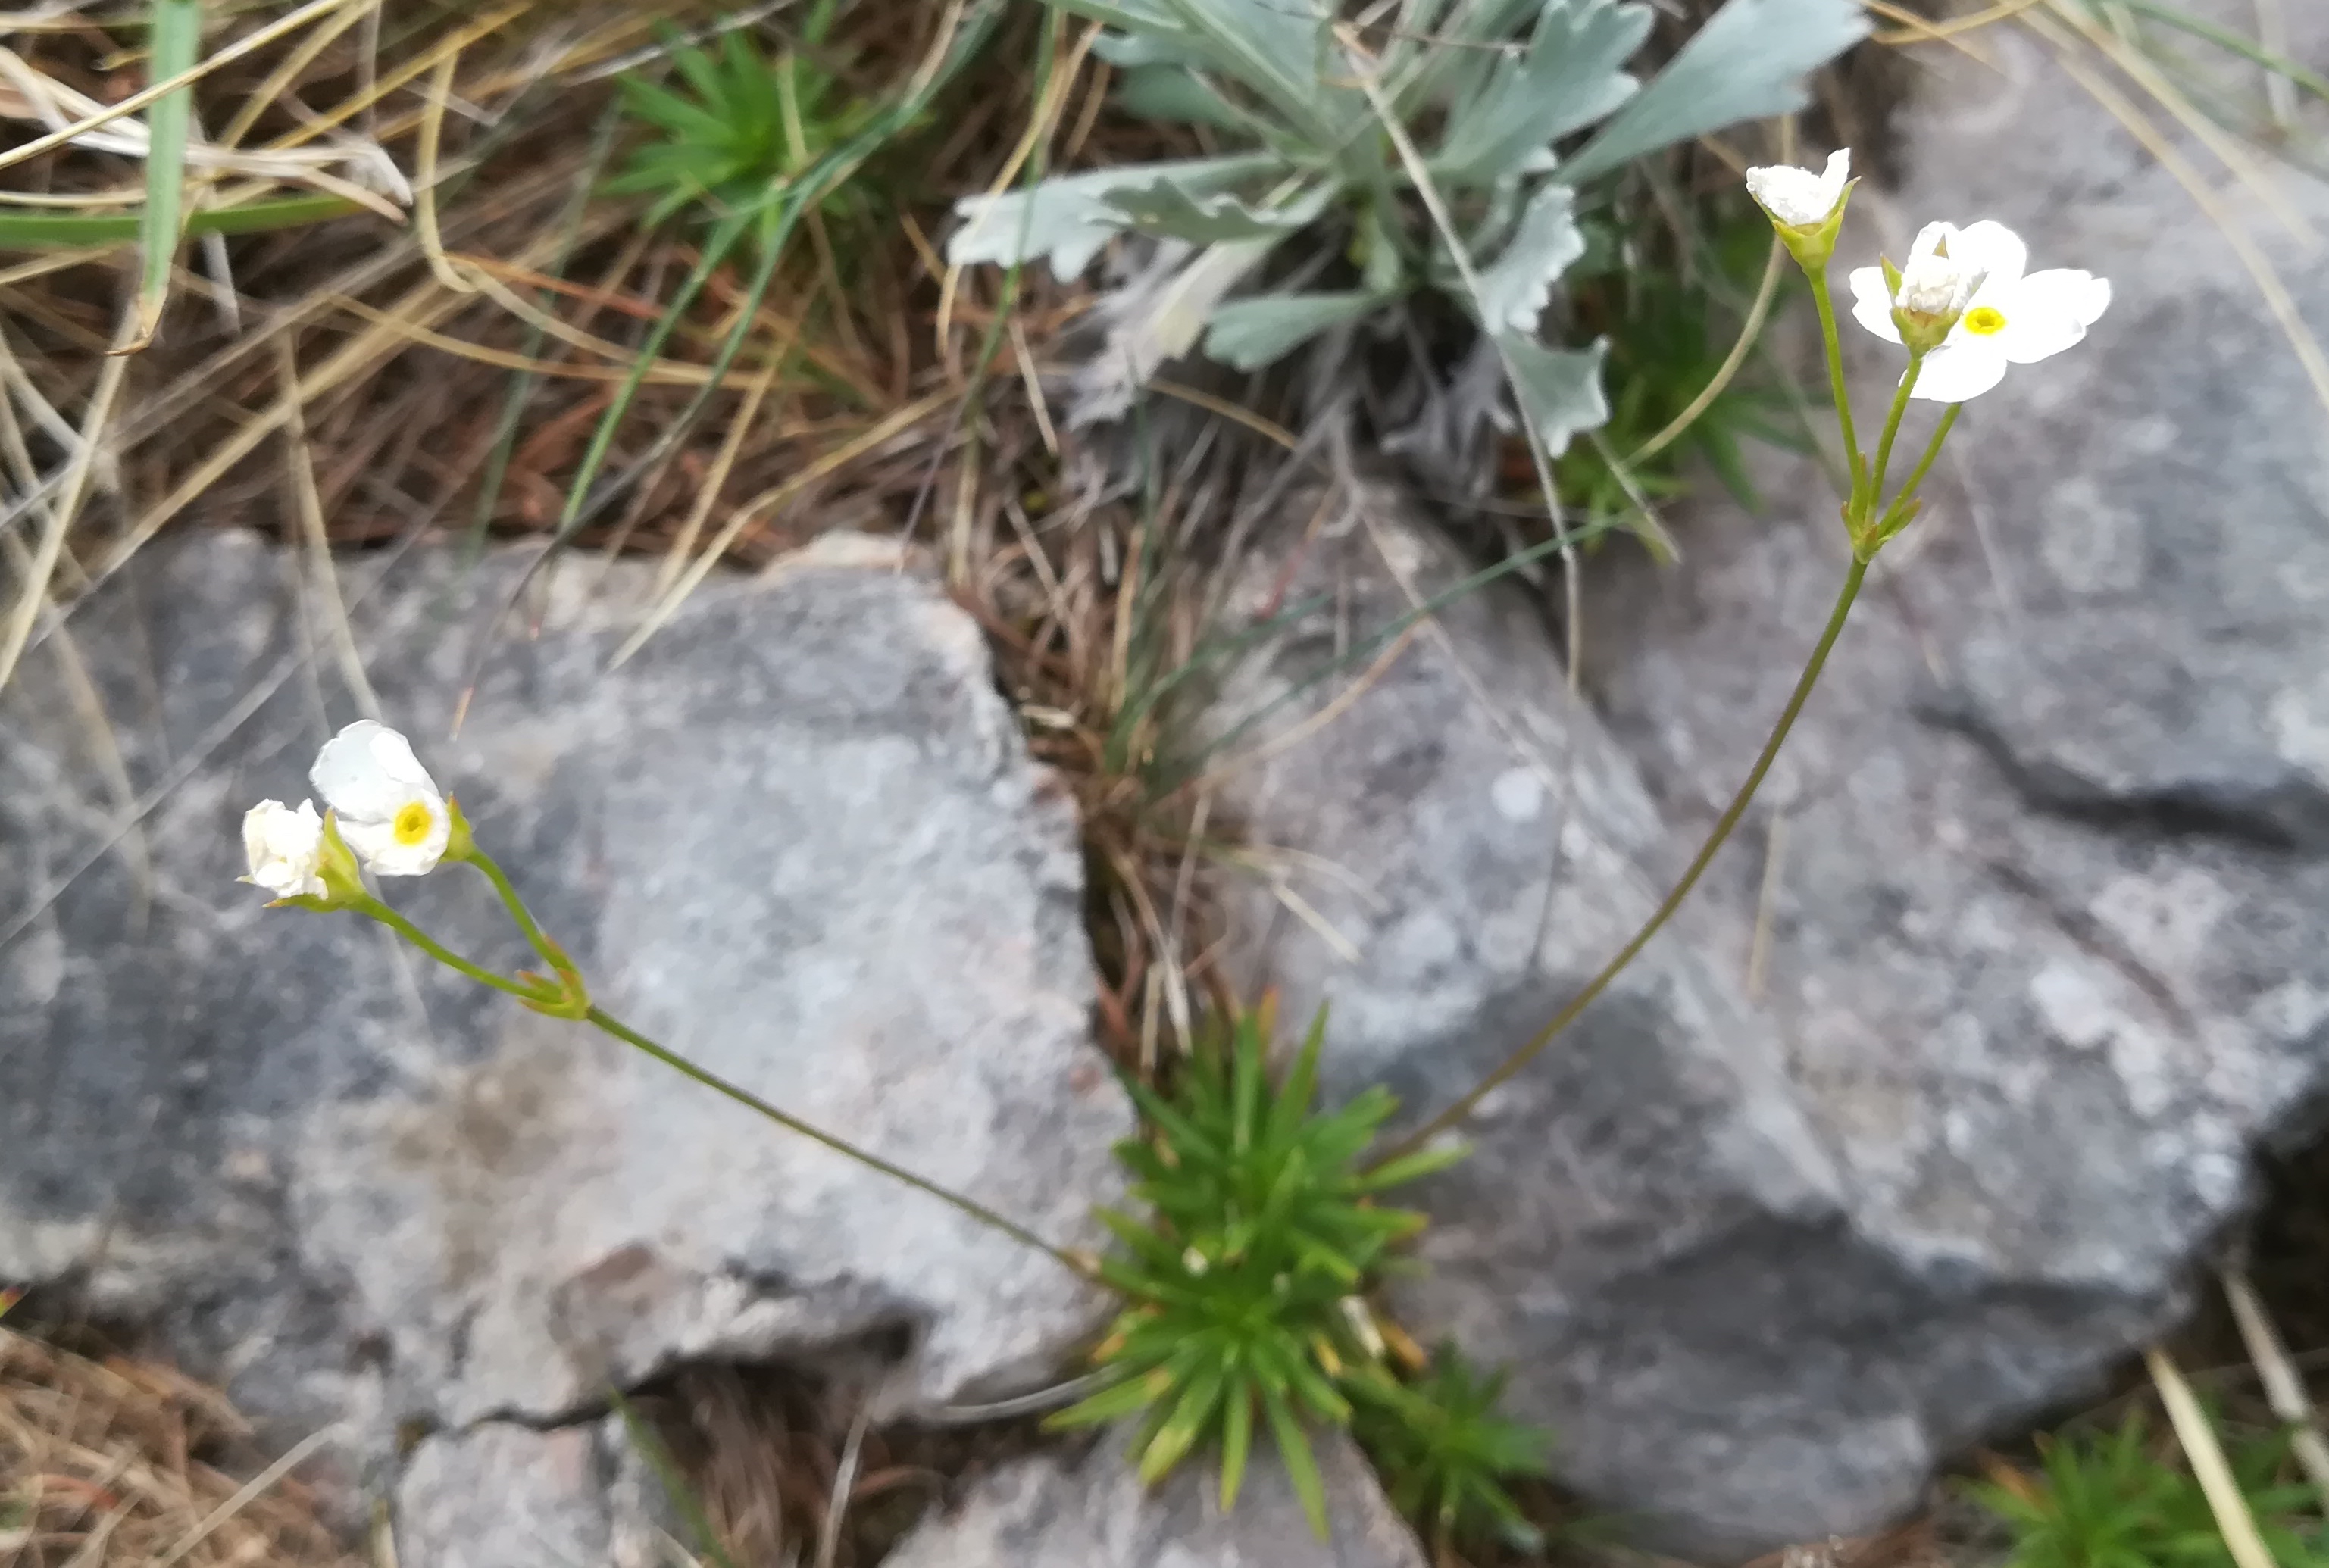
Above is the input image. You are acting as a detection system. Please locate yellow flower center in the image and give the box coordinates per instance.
[1962,305,2008,336]
[393,801,434,847]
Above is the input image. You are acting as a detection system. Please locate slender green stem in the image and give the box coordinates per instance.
[581,1005,1091,1278]
[1876,404,1961,533]
[358,900,547,1004]
[461,848,564,971]
[1373,557,1874,1166]
[1807,266,1867,510]
[1865,354,1925,511]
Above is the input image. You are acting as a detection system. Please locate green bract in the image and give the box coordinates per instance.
[946,0,1867,449]
[1052,1004,1468,1536]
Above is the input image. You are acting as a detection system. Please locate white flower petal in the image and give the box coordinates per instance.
[2018,267,2112,329]
[1745,148,1852,228]
[1907,220,1957,263]
[313,719,439,825]
[1849,267,1903,343]
[240,798,327,900]
[1909,341,2009,403]
[309,719,451,876]
[1945,220,2027,289]
[337,798,450,877]
[1973,270,2104,364]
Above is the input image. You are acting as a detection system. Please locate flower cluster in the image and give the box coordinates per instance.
[237,720,452,904]
[1743,153,2110,405]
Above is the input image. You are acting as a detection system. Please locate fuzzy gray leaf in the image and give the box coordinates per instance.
[1162,0,1353,138]
[1091,30,1207,69]
[1559,0,1868,185]
[1497,333,1609,457]
[1202,291,1380,370]
[1056,0,1191,35]
[1472,182,1584,337]
[947,155,1278,278]
[1105,180,1323,245]
[1069,239,1282,425]
[1114,66,1253,131]
[1433,0,1652,186]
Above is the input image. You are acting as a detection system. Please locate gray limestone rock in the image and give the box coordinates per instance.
[0,532,1128,1495]
[395,1417,674,1568]
[1197,18,2329,1558]
[883,1428,1427,1568]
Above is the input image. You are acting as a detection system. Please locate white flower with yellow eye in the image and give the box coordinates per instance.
[310,720,452,876]
[1744,148,1851,230]
[239,798,327,900]
[1851,219,2111,403]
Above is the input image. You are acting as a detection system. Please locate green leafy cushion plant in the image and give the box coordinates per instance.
[608,8,879,244]
[1051,1001,1470,1535]
[1349,1345,1553,1557]
[946,0,1869,449]
[1972,1411,2329,1568]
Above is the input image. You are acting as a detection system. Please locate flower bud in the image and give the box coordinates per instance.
[1743,149,1855,269]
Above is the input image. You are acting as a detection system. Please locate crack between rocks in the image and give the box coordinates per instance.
[1916,695,2326,855]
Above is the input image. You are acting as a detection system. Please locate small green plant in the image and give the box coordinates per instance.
[1051,1002,1469,1534]
[1972,1410,2329,1568]
[947,0,1866,447]
[1350,1345,1552,1557]
[1557,203,1814,521]
[608,8,877,243]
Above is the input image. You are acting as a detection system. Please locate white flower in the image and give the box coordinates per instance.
[310,719,452,876]
[1850,219,2112,403]
[240,798,327,901]
[1744,148,1852,229]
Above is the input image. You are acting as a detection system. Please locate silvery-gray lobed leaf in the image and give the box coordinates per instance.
[1497,333,1611,458]
[1432,0,1654,187]
[1559,0,1869,186]
[1202,291,1382,372]
[946,154,1279,278]
[1472,182,1586,338]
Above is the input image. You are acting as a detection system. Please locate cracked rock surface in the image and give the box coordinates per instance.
[885,1428,1426,1568]
[0,533,1128,1525]
[1200,26,2329,1561]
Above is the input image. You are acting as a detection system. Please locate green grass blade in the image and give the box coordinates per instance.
[550,2,1002,561]
[0,195,358,251]
[607,1388,742,1568]
[1220,1379,1255,1510]
[1262,1388,1333,1540]
[463,101,625,564]
[126,0,201,351]
[1049,1369,1168,1429]
[1139,1360,1229,1483]
[2112,0,2329,102]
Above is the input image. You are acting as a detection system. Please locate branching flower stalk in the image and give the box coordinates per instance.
[239,721,1091,1278]
[1380,153,2112,1164]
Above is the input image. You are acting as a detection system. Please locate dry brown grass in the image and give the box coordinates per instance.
[0,1324,357,1568]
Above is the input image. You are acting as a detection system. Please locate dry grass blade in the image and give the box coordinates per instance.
[1629,235,1785,467]
[0,1327,358,1567]
[609,389,956,667]
[2046,0,2314,244]
[2145,1345,2279,1568]
[2021,8,2329,424]
[0,351,124,693]
[2217,1265,2329,1510]
[274,339,380,720]
[1331,23,1587,686]
[0,0,352,174]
